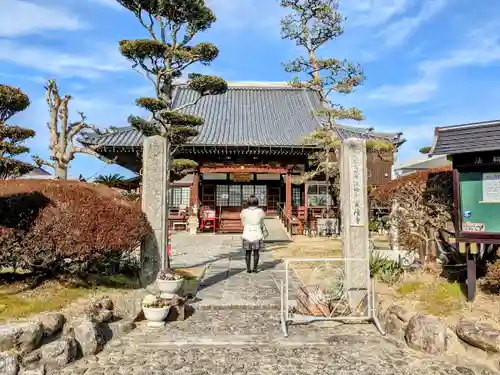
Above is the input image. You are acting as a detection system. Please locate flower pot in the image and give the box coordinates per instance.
[143,306,170,328]
[156,278,184,298]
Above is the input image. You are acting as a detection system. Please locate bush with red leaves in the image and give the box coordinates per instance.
[0,179,151,274]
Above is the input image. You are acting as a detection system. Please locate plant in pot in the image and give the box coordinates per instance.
[177,269,205,299]
[142,295,171,327]
[156,269,184,298]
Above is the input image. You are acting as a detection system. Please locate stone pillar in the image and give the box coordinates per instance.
[142,135,167,272]
[285,172,292,215]
[340,138,370,310]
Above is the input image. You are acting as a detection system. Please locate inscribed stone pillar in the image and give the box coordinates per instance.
[141,135,167,275]
[340,138,370,310]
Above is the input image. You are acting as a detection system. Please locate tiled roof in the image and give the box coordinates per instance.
[431,119,500,156]
[79,82,401,148]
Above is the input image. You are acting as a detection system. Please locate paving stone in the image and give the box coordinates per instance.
[53,234,500,375]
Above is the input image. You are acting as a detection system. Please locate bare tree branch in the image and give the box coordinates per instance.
[71,146,116,164]
[170,95,204,112]
[32,155,55,170]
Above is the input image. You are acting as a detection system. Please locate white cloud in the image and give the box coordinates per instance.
[368,81,438,105]
[0,0,86,37]
[345,0,413,27]
[368,23,500,105]
[377,0,447,47]
[0,39,128,79]
[86,0,123,10]
[207,0,283,33]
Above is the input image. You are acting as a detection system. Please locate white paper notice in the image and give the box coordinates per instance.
[482,173,500,202]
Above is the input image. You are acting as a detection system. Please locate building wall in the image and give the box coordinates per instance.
[367,153,393,186]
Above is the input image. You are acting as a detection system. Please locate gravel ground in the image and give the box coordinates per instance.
[54,235,499,375]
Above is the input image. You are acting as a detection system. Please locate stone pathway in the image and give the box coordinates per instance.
[56,234,498,375]
[171,233,286,309]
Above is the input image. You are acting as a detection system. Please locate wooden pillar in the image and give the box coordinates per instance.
[304,183,308,222]
[285,172,292,215]
[190,171,200,208]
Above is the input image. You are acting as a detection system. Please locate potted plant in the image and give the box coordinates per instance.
[178,268,205,299]
[156,269,184,298]
[142,295,170,327]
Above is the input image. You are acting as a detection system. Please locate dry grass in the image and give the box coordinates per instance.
[268,236,342,259]
[176,267,205,280]
[394,276,465,316]
[378,272,500,327]
[268,235,388,283]
[0,274,137,322]
[268,235,390,260]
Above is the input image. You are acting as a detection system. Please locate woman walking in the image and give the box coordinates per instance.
[240,195,267,273]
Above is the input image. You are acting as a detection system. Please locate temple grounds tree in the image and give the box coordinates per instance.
[116,0,228,269]
[0,84,36,179]
[419,146,432,154]
[33,80,112,179]
[280,0,393,209]
[94,173,126,188]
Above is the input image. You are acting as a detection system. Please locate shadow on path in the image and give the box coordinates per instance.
[199,259,282,291]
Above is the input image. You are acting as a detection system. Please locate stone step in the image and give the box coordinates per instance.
[132,335,361,347]
[193,299,282,310]
[122,309,382,344]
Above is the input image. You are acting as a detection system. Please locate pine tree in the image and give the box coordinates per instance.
[116,0,228,268]
[0,84,35,179]
[280,0,393,208]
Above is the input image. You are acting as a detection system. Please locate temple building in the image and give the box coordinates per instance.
[80,82,404,233]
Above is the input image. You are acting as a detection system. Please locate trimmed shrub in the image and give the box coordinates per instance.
[0,179,150,275]
[481,260,500,293]
[370,166,453,259]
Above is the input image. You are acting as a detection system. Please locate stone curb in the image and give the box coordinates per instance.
[193,302,281,310]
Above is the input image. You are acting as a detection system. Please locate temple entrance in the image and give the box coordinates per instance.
[201,179,285,233]
[267,186,280,215]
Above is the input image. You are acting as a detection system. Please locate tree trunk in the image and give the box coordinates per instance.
[427,226,437,269]
[55,164,68,179]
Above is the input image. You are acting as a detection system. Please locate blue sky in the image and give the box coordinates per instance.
[2,0,500,179]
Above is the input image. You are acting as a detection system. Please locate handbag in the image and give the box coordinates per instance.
[261,221,269,238]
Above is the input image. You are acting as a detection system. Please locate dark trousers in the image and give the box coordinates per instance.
[245,250,260,272]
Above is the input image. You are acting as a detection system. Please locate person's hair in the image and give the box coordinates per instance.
[247,195,259,207]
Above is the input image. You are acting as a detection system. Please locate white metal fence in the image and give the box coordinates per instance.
[279,256,385,337]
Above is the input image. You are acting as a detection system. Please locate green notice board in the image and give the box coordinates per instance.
[460,171,500,233]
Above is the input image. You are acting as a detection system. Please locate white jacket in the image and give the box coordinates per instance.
[240,207,265,242]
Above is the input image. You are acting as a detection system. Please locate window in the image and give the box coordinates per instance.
[254,185,267,206]
[228,185,241,206]
[216,185,229,206]
[215,185,267,206]
[307,183,332,207]
[242,185,254,203]
[170,187,190,208]
[292,186,303,207]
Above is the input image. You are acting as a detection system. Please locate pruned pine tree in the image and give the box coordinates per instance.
[33,80,113,180]
[116,0,228,268]
[0,84,35,179]
[280,0,394,209]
